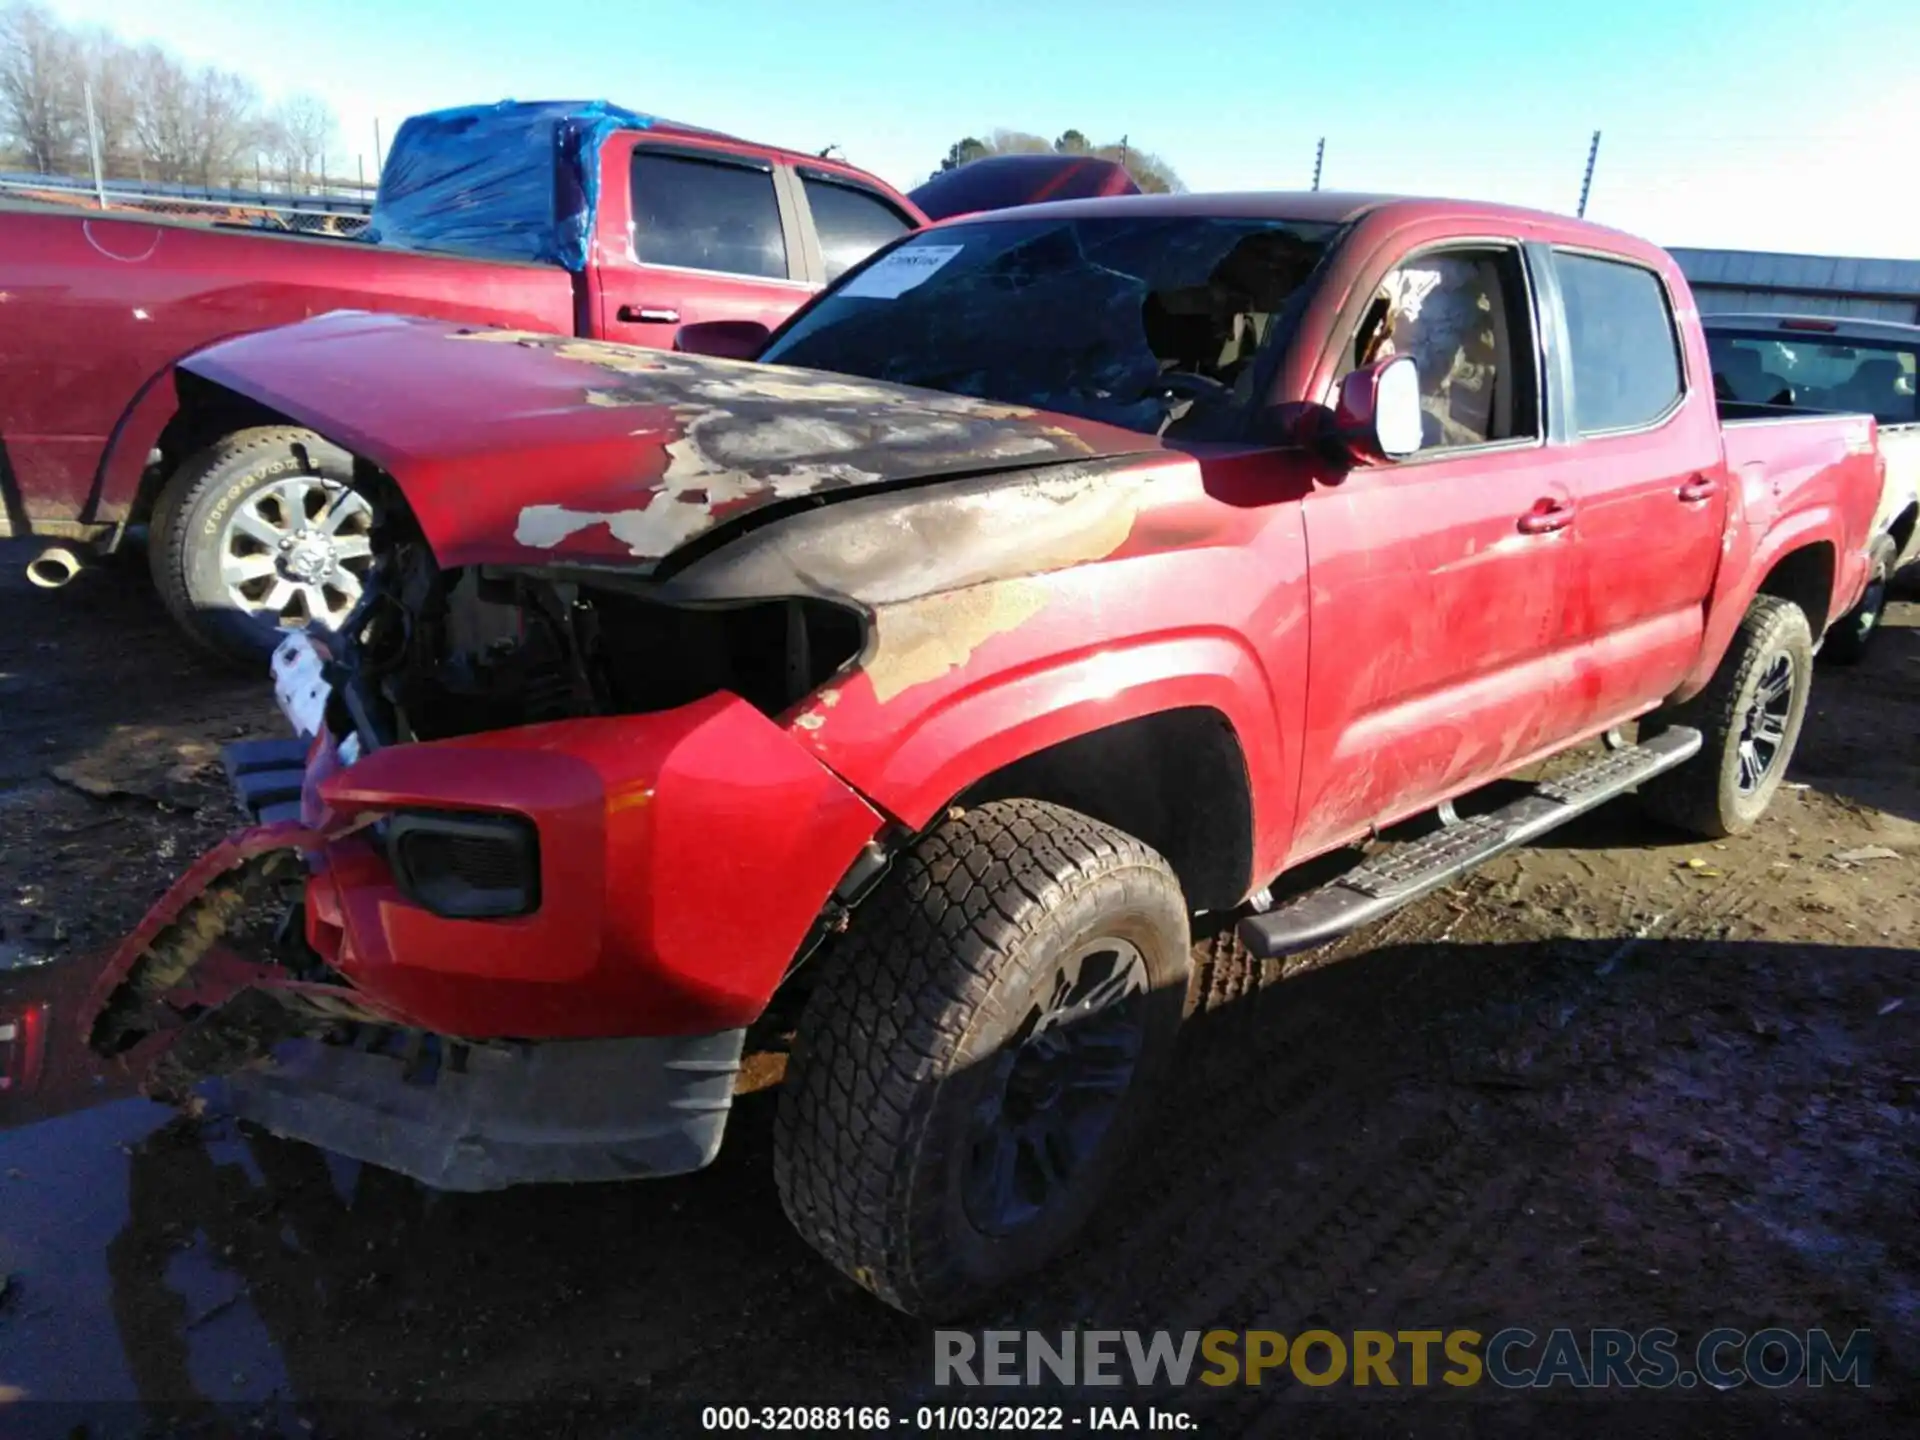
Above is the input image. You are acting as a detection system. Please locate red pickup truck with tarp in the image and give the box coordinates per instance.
[76,191,1880,1317]
[0,99,930,658]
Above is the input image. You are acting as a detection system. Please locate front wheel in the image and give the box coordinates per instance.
[149,427,373,666]
[1640,594,1813,838]
[774,800,1191,1318]
[1820,535,1897,666]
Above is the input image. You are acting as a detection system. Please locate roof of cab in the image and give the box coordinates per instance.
[932,189,1666,258]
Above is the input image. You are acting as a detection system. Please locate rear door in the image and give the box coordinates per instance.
[1545,249,1726,728]
[598,139,817,348]
[1289,239,1585,861]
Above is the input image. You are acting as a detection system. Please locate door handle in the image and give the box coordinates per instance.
[1677,474,1719,503]
[1517,499,1574,535]
[618,304,681,324]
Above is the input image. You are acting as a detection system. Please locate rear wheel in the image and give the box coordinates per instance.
[774,800,1190,1317]
[1820,535,1897,666]
[150,427,372,666]
[1640,594,1813,837]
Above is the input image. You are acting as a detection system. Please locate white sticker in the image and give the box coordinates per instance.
[838,244,964,299]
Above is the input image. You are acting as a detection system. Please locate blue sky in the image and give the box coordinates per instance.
[46,0,1920,258]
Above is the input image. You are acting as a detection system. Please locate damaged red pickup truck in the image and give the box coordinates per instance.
[84,192,1881,1317]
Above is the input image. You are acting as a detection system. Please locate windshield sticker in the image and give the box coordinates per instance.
[839,244,965,299]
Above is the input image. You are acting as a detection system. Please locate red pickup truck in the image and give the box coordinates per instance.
[84,192,1879,1317]
[0,99,928,659]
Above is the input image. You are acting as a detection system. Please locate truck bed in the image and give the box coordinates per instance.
[0,207,577,535]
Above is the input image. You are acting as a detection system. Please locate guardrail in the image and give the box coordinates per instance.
[0,178,373,238]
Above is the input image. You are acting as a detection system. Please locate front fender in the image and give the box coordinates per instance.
[810,630,1296,886]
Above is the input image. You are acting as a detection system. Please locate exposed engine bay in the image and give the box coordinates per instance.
[326,532,867,749]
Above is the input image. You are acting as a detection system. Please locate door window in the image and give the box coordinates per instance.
[1554,252,1685,434]
[801,176,914,281]
[1345,248,1539,451]
[630,151,789,279]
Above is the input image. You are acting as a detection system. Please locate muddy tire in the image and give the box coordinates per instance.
[1820,535,1897,667]
[150,427,370,666]
[774,799,1190,1318]
[1640,594,1813,838]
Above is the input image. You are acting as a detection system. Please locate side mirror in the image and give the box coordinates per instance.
[1329,354,1425,464]
[674,319,771,361]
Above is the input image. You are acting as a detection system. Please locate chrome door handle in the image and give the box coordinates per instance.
[618,304,681,324]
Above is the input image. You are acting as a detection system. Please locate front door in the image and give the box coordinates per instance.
[1289,242,1584,862]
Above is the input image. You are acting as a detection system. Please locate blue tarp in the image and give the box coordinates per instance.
[369,99,658,271]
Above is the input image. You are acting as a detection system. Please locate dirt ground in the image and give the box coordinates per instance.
[1,539,1915,1439]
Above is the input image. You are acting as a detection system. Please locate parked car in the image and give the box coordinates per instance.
[0,99,929,659]
[908,151,1140,220]
[1703,312,1919,660]
[85,192,1881,1318]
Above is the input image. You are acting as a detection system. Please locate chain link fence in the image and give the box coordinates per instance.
[0,176,373,238]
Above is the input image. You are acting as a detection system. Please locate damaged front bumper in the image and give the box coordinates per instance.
[83,637,884,1188]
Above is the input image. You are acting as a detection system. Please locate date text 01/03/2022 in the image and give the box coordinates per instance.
[700,1404,1197,1431]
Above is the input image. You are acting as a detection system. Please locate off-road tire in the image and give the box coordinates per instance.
[1640,594,1813,838]
[774,799,1190,1318]
[1820,535,1897,666]
[149,426,357,666]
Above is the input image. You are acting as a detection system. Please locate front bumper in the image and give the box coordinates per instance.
[295,693,883,1039]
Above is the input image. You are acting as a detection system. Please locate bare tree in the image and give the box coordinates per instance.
[127,42,196,183]
[75,24,138,178]
[266,93,335,190]
[0,1,81,173]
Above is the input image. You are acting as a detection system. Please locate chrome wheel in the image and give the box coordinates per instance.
[219,477,373,629]
[1736,651,1795,796]
[962,936,1151,1238]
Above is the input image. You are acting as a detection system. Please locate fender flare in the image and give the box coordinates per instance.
[86,330,301,527]
[1678,507,1843,700]
[842,630,1296,886]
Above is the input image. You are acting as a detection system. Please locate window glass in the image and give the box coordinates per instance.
[762,215,1334,438]
[1555,252,1684,433]
[631,152,787,279]
[1347,248,1536,449]
[1707,331,1918,426]
[803,177,913,281]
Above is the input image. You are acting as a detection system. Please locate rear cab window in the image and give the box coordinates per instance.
[1707,330,1918,427]
[630,149,790,279]
[1554,251,1686,434]
[799,172,915,281]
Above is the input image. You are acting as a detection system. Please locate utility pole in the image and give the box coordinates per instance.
[1119,133,1129,170]
[1577,129,1602,218]
[373,117,383,175]
[1312,136,1325,191]
[82,81,107,207]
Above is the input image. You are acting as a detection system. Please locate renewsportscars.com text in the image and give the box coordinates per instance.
[934,1327,1873,1390]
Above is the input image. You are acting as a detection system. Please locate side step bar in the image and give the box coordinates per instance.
[1238,726,1702,959]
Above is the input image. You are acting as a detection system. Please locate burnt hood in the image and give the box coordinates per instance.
[180,313,1167,570]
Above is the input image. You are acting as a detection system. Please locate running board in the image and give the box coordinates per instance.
[1238,726,1703,959]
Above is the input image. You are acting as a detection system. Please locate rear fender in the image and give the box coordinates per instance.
[1678,507,1844,700]
[87,337,285,527]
